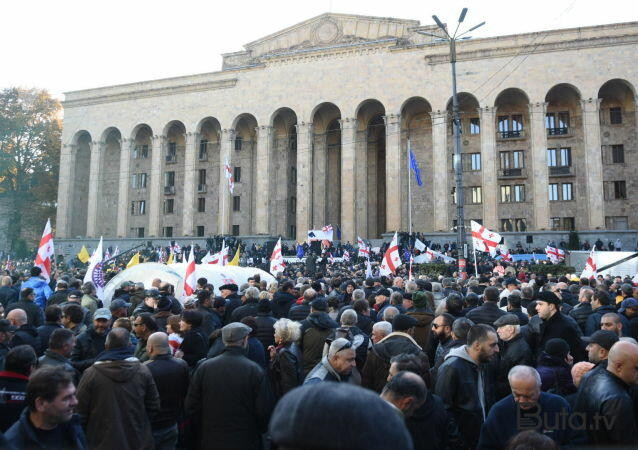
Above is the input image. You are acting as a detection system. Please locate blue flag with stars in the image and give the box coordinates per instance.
[409,149,423,187]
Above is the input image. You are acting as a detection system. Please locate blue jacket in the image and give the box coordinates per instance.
[21,277,52,309]
[478,392,584,449]
[5,407,86,449]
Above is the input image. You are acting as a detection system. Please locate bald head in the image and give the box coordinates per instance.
[1,276,11,287]
[607,341,638,386]
[147,331,171,358]
[7,309,27,326]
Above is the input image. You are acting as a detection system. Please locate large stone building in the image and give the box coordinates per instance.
[56,13,638,244]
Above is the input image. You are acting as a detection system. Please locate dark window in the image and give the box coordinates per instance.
[290,196,296,214]
[232,225,240,236]
[545,112,570,135]
[612,145,625,164]
[165,171,175,187]
[136,227,145,238]
[563,217,575,231]
[610,107,622,124]
[163,227,173,238]
[199,140,208,160]
[164,199,174,214]
[197,226,205,237]
[198,197,206,212]
[233,196,241,212]
[234,166,241,183]
[501,219,513,232]
[614,180,627,199]
[198,169,206,186]
[234,136,243,151]
[498,114,523,138]
[290,225,296,239]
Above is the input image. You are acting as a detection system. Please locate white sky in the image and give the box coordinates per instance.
[2,0,637,99]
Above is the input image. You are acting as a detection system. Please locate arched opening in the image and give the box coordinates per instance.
[311,103,341,230]
[196,117,222,237]
[128,124,152,238]
[231,113,258,236]
[356,99,386,238]
[99,127,122,237]
[401,97,433,232]
[162,121,186,237]
[70,130,91,238]
[271,108,298,238]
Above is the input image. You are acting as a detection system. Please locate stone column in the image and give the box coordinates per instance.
[430,110,449,231]
[340,118,357,243]
[384,114,402,233]
[581,98,605,229]
[55,143,76,238]
[295,122,313,242]
[116,138,132,237]
[529,102,550,230]
[148,135,165,237]
[254,125,273,234]
[86,140,103,237]
[218,129,234,235]
[182,131,199,236]
[479,106,498,229]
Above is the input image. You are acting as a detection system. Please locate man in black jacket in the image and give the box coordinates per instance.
[185,322,273,450]
[231,286,261,322]
[536,291,585,362]
[289,288,315,322]
[5,288,44,328]
[220,283,242,324]
[493,314,533,399]
[7,308,42,356]
[47,280,70,306]
[70,308,110,372]
[299,299,338,375]
[0,319,16,370]
[0,345,37,432]
[466,287,506,328]
[271,281,297,319]
[586,290,629,336]
[435,324,500,448]
[0,276,18,308]
[195,291,217,338]
[569,287,594,334]
[38,328,80,385]
[36,305,63,352]
[145,332,189,450]
[574,341,638,446]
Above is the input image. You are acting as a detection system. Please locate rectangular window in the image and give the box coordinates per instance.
[133,145,149,159]
[500,185,512,203]
[167,142,177,162]
[290,196,296,214]
[232,225,240,236]
[611,144,625,164]
[471,187,482,204]
[199,140,208,160]
[550,217,561,230]
[562,183,573,201]
[498,115,523,138]
[547,148,557,167]
[471,153,481,171]
[234,166,241,183]
[197,226,205,237]
[605,216,628,230]
[512,151,524,168]
[139,173,147,189]
[141,145,148,158]
[470,118,480,134]
[451,187,457,205]
[549,183,559,201]
[546,112,570,135]
[614,180,627,199]
[514,185,525,202]
[165,171,175,187]
[291,167,297,185]
[130,227,145,237]
[163,227,173,238]
[163,199,174,214]
[130,201,135,215]
[563,217,575,231]
[131,174,137,189]
[610,107,622,124]
[233,195,241,212]
[500,151,511,169]
[559,147,571,166]
[198,169,206,186]
[462,153,481,172]
[234,136,243,151]
[501,219,513,232]
[198,197,206,212]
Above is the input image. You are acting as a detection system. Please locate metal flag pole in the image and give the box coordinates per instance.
[473,242,479,277]
[407,138,413,239]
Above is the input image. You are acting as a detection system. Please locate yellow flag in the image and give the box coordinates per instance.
[127,252,140,268]
[166,251,174,265]
[228,247,240,266]
[77,246,90,263]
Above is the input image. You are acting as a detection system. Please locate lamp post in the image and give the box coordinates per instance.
[415,8,485,277]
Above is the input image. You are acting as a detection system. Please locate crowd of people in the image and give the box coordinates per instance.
[0,255,637,449]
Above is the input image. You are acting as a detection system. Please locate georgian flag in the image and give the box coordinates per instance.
[581,247,597,279]
[545,246,565,264]
[203,242,229,266]
[357,236,370,258]
[343,250,350,262]
[270,238,285,275]
[471,221,502,257]
[183,248,196,297]
[34,219,54,282]
[414,238,426,252]
[307,226,333,242]
[224,158,234,194]
[414,247,457,264]
[83,237,105,300]
[379,232,402,276]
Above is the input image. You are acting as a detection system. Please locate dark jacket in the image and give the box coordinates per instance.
[10,325,42,356]
[0,370,28,432]
[269,342,303,399]
[586,304,630,336]
[185,346,273,450]
[0,343,9,370]
[496,335,534,399]
[538,312,585,362]
[299,312,338,375]
[288,302,311,322]
[574,368,638,446]
[36,321,63,351]
[231,299,259,322]
[5,407,86,450]
[179,327,208,368]
[569,302,592,334]
[39,349,81,385]
[478,392,583,449]
[0,285,18,308]
[144,354,190,430]
[506,307,529,326]
[406,307,434,351]
[6,300,44,328]
[536,352,576,396]
[246,336,266,369]
[271,291,297,319]
[47,289,70,306]
[362,332,431,393]
[465,302,507,328]
[152,310,172,334]
[434,345,488,448]
[254,312,276,352]
[356,313,374,335]
[406,391,462,450]
[431,338,464,383]
[70,326,108,372]
[76,354,160,450]
[222,294,243,324]
[196,305,218,338]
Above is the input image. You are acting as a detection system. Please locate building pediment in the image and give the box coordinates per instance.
[222,13,422,69]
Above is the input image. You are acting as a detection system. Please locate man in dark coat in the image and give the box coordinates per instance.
[0,345,37,432]
[494,314,533,399]
[36,305,63,352]
[5,288,44,328]
[71,308,110,372]
[38,328,80,384]
[574,341,638,446]
[435,324,500,448]
[288,287,315,322]
[536,291,585,362]
[255,299,277,352]
[569,287,594,334]
[304,338,358,384]
[195,291,217,338]
[231,286,261,322]
[46,280,70,306]
[220,283,243,324]
[0,275,18,308]
[586,290,629,336]
[271,281,297,319]
[0,319,16,370]
[466,287,507,328]
[185,323,273,450]
[299,299,338,376]
[7,308,42,356]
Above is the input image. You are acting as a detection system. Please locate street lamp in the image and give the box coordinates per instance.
[415,8,485,278]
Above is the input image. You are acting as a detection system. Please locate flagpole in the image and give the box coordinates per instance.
[473,244,479,278]
[407,138,412,237]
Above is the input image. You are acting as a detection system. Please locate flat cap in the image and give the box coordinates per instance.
[219,283,239,292]
[493,314,520,327]
[109,298,131,311]
[222,322,251,343]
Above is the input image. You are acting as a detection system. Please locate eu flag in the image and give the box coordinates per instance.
[409,149,423,187]
[296,244,305,259]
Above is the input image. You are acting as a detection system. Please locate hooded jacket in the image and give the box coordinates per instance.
[21,277,52,309]
[406,391,462,450]
[76,351,160,450]
[299,312,338,375]
[536,352,576,396]
[434,345,486,448]
[406,307,435,351]
[585,304,630,336]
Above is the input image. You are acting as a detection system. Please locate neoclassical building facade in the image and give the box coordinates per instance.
[56,13,638,243]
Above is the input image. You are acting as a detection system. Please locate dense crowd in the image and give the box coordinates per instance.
[0,257,637,450]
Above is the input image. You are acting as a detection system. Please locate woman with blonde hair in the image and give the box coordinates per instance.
[268,318,303,398]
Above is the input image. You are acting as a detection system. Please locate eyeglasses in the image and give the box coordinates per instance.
[335,341,353,353]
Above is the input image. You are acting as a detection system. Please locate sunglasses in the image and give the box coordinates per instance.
[335,341,353,353]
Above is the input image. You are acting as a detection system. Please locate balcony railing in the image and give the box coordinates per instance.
[547,127,569,136]
[164,186,175,195]
[497,130,524,139]
[165,154,176,163]
[198,184,207,193]
[549,166,572,176]
[498,168,526,178]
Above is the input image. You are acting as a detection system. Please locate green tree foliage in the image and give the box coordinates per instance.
[0,88,61,256]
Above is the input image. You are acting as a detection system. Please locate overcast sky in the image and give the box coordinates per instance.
[2,0,636,99]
